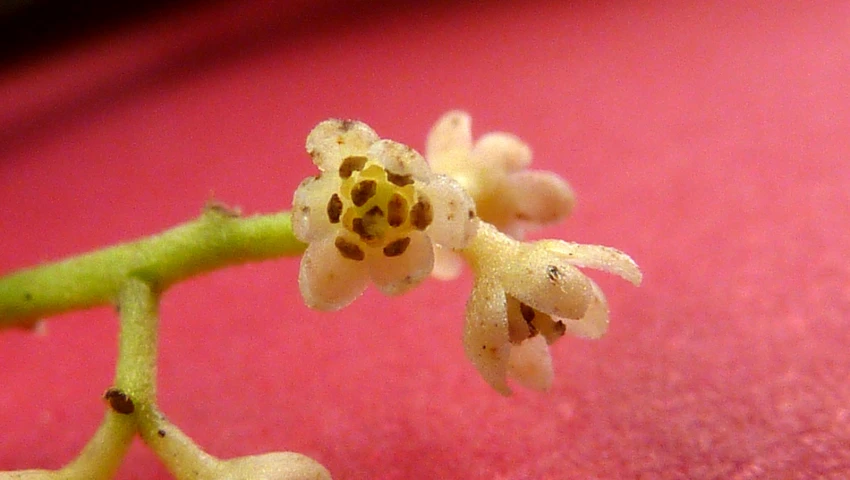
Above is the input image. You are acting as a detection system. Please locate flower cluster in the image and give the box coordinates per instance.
[292,119,478,310]
[293,113,641,395]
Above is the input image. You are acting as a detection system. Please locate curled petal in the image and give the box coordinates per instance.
[368,231,434,295]
[298,237,369,311]
[431,244,464,280]
[306,119,379,171]
[367,139,431,182]
[505,171,575,227]
[559,279,609,339]
[464,276,512,395]
[541,240,643,286]
[502,242,593,320]
[420,174,479,249]
[425,110,473,172]
[291,174,340,242]
[507,335,554,391]
[471,132,532,172]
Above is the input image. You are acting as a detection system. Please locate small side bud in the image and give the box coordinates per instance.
[220,452,332,480]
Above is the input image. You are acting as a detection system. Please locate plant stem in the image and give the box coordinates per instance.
[114,278,160,404]
[0,208,305,328]
[117,278,221,479]
[53,412,136,480]
[60,278,162,479]
[0,279,162,480]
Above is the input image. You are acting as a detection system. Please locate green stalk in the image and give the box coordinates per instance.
[0,208,305,328]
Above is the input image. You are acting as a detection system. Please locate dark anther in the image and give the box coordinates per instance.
[338,156,368,178]
[103,388,135,415]
[520,303,536,323]
[351,180,377,207]
[383,237,412,257]
[157,429,167,438]
[468,209,476,219]
[365,205,384,218]
[326,194,343,223]
[546,265,561,283]
[520,303,538,336]
[386,171,414,187]
[410,197,434,230]
[387,193,408,227]
[334,237,366,261]
[553,321,567,338]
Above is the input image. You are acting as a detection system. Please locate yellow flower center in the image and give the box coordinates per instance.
[327,156,433,261]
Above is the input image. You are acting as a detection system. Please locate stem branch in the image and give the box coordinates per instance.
[0,208,305,328]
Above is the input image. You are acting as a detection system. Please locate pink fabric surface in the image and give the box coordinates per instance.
[2,1,849,478]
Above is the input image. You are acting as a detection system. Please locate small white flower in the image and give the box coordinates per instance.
[462,223,641,395]
[292,119,478,310]
[426,110,575,240]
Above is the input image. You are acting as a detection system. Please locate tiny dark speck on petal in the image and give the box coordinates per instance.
[547,265,561,283]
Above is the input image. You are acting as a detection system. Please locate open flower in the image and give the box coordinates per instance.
[461,223,641,395]
[426,110,575,239]
[292,119,478,310]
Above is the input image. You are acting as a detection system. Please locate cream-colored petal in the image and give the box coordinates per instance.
[305,119,379,171]
[463,276,512,395]
[507,335,554,391]
[431,244,464,280]
[367,139,431,181]
[502,243,593,320]
[368,231,434,295]
[425,110,473,173]
[298,237,369,311]
[471,132,532,173]
[420,174,479,249]
[505,170,575,227]
[540,240,643,286]
[559,279,609,339]
[291,174,341,242]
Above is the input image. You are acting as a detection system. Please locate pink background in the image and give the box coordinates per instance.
[2,1,849,478]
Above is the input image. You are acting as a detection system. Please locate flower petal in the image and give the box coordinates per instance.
[367,139,431,182]
[507,335,554,391]
[505,170,575,227]
[291,174,340,242]
[559,279,609,339]
[464,276,512,395]
[425,110,473,172]
[368,230,434,295]
[305,119,379,171]
[471,132,532,173]
[540,240,643,286]
[431,244,464,280]
[503,242,593,320]
[420,174,478,249]
[298,237,369,311]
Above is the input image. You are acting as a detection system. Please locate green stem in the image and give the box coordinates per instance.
[60,278,162,479]
[54,412,136,480]
[0,279,161,480]
[0,208,305,328]
[114,278,160,404]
